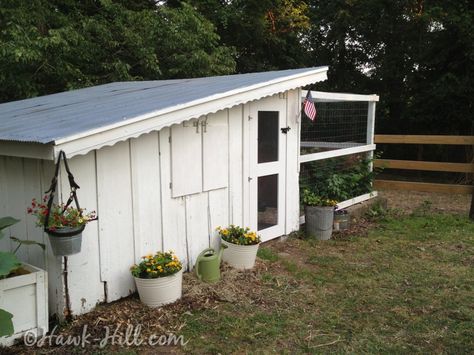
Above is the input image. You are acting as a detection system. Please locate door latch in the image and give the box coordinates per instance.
[281,126,291,134]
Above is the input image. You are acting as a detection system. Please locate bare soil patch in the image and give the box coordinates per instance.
[379,190,471,215]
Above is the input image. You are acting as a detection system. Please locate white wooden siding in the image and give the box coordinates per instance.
[209,188,229,250]
[4,158,29,262]
[185,193,209,270]
[228,106,244,226]
[0,156,64,317]
[285,89,302,234]
[96,141,136,301]
[203,111,229,191]
[159,128,188,267]
[58,152,104,314]
[171,119,202,197]
[130,132,163,260]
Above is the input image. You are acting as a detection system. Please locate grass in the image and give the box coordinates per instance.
[180,212,474,354]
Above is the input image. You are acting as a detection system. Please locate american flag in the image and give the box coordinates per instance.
[303,90,316,121]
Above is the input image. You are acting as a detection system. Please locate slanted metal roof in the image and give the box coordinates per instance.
[0,66,327,158]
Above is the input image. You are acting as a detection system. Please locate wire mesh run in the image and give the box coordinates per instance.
[301,101,369,155]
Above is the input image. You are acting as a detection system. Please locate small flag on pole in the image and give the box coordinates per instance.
[303,90,317,121]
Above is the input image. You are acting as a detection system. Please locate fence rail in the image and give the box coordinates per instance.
[374,134,474,194]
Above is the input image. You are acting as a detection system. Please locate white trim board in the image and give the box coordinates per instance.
[0,141,54,160]
[302,90,379,102]
[299,144,376,163]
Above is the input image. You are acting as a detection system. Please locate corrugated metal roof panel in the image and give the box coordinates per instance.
[0,67,326,144]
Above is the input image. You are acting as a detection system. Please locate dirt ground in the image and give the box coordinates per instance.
[378,190,471,215]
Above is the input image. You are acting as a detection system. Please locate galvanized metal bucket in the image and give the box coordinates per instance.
[47,225,85,256]
[305,205,334,240]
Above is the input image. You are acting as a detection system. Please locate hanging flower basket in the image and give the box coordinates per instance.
[27,151,97,256]
[46,226,85,256]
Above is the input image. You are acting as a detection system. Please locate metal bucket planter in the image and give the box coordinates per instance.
[46,225,85,256]
[305,205,334,240]
[221,239,260,270]
[334,210,350,231]
[134,269,183,308]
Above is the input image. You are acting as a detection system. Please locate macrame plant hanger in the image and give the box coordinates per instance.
[44,150,85,237]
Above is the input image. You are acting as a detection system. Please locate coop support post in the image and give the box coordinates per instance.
[367,101,376,172]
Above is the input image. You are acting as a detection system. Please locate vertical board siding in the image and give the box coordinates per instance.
[0,157,10,252]
[59,152,104,314]
[41,159,64,318]
[285,89,301,233]
[228,106,244,226]
[4,157,29,261]
[0,156,64,317]
[130,132,163,260]
[171,119,202,197]
[22,159,46,269]
[242,103,251,227]
[159,128,188,268]
[96,141,135,301]
[203,111,229,191]
[184,193,210,270]
[208,188,229,251]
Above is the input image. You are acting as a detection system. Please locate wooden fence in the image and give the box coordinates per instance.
[374,135,474,194]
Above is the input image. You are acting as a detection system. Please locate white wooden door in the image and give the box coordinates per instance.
[249,95,287,241]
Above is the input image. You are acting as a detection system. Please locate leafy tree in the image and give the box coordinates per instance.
[181,0,311,72]
[306,0,473,138]
[0,0,235,102]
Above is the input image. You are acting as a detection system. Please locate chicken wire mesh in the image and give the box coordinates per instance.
[299,100,376,209]
[300,101,369,155]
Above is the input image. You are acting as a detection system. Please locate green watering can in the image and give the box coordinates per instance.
[195,244,227,283]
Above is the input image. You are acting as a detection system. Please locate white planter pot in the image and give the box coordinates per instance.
[221,239,260,270]
[134,269,183,308]
[0,263,48,347]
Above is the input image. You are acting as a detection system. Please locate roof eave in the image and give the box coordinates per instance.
[48,67,327,158]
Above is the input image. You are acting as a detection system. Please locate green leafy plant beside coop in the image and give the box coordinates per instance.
[302,189,338,207]
[0,216,45,338]
[300,153,382,203]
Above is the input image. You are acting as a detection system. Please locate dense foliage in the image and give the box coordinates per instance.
[300,153,381,202]
[0,0,235,102]
[1,0,472,138]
